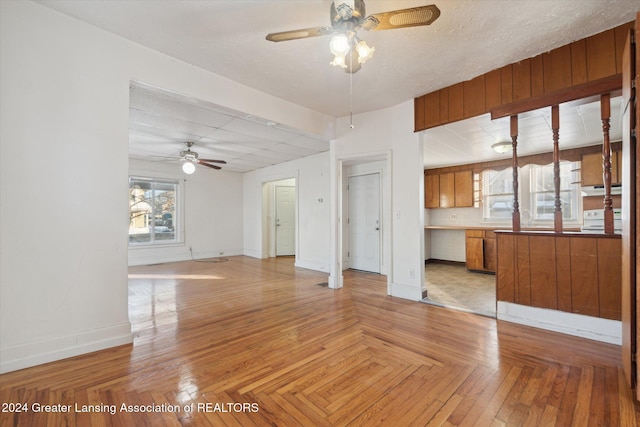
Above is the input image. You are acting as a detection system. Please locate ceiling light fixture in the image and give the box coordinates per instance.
[329,32,375,73]
[266,0,441,74]
[492,141,512,154]
[182,160,196,174]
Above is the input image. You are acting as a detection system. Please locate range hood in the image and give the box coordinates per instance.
[581,184,621,196]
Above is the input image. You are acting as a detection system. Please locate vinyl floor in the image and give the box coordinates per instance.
[424,263,496,317]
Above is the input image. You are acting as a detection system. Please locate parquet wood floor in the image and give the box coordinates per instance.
[1,256,638,426]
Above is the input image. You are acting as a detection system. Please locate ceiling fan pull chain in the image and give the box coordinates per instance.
[349,52,354,129]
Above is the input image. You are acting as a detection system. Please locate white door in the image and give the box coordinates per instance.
[348,173,381,273]
[275,186,295,256]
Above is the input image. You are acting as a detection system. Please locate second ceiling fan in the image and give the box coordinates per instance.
[266,0,440,73]
[180,141,226,174]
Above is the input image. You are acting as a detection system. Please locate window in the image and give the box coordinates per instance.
[129,178,178,245]
[483,168,514,219]
[482,161,581,225]
[529,162,580,223]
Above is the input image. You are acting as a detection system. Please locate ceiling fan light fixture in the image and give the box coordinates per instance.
[492,141,512,154]
[329,33,351,56]
[265,1,441,74]
[330,54,348,68]
[355,39,375,63]
[182,160,196,174]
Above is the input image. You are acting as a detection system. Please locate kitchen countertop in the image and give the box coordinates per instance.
[424,225,499,230]
[424,225,582,232]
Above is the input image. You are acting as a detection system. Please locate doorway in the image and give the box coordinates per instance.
[263,178,296,259]
[348,173,381,273]
[275,185,295,256]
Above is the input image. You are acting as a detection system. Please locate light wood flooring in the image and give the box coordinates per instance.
[1,256,639,426]
[424,263,496,317]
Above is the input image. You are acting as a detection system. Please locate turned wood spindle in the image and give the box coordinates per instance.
[601,94,614,234]
[511,115,520,231]
[552,105,563,232]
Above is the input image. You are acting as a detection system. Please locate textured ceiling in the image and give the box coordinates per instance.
[129,83,330,173]
[35,0,637,170]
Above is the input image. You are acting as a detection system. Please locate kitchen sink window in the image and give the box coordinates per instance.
[483,168,515,219]
[482,161,581,225]
[129,177,179,245]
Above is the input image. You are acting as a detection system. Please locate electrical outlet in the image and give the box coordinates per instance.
[450,213,457,220]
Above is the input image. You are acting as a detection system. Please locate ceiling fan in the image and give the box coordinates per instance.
[180,141,226,174]
[266,0,440,73]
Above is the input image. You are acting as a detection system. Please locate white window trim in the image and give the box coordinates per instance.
[128,176,183,246]
[482,162,582,227]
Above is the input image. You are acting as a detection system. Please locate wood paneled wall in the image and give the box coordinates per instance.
[496,232,622,320]
[415,22,633,131]
[424,142,621,176]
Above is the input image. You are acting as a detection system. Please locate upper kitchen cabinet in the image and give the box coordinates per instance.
[425,170,473,208]
[425,174,440,208]
[439,172,455,207]
[581,151,622,186]
[455,171,474,207]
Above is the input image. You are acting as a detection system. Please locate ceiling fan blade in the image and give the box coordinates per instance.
[197,160,221,170]
[198,159,227,164]
[266,26,333,42]
[363,5,440,31]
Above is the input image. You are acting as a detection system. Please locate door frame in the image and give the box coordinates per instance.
[621,18,639,400]
[330,151,392,294]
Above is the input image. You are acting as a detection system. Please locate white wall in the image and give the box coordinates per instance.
[331,102,425,300]
[243,152,331,273]
[127,159,244,265]
[0,1,334,373]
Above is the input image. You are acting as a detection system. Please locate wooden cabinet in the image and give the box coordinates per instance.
[581,152,602,186]
[465,229,496,273]
[439,172,455,208]
[425,170,473,208]
[581,151,621,186]
[465,230,484,270]
[425,174,439,208]
[483,232,496,271]
[455,171,474,207]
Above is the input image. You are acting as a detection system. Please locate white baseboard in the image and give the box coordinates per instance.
[294,259,329,273]
[389,281,423,301]
[0,322,133,374]
[242,249,262,259]
[497,302,622,345]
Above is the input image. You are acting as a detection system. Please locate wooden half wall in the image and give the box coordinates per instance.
[496,231,622,321]
[414,21,633,131]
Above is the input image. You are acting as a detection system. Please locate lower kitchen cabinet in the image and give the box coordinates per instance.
[465,229,496,273]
